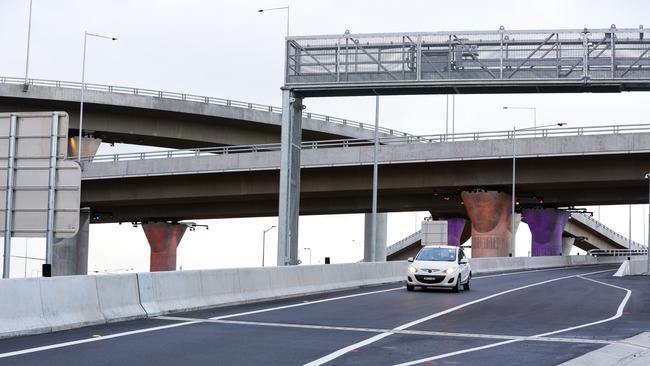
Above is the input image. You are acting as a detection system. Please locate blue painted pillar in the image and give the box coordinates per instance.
[523,208,569,256]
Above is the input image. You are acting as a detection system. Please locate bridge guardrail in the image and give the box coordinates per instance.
[0,76,411,137]
[572,213,645,249]
[587,249,648,257]
[82,122,650,162]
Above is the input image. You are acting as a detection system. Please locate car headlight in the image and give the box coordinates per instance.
[408,265,418,274]
[444,267,456,275]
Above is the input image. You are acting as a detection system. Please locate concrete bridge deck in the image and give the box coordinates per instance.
[0,265,647,366]
[79,125,650,223]
[0,76,410,149]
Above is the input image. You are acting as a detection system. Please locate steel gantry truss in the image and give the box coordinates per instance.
[284,25,650,96]
[276,25,650,266]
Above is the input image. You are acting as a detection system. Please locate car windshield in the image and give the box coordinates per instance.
[416,247,457,262]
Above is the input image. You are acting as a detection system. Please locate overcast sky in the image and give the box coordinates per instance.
[1,0,649,275]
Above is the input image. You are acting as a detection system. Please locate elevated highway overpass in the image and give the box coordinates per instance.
[0,76,409,149]
[80,124,650,222]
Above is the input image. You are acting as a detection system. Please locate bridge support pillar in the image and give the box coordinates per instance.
[52,210,90,276]
[277,89,303,266]
[68,136,102,160]
[446,218,468,246]
[364,213,387,261]
[562,237,575,256]
[142,222,187,272]
[461,191,519,257]
[523,208,570,256]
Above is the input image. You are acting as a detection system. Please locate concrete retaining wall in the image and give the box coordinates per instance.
[614,258,649,276]
[0,256,625,339]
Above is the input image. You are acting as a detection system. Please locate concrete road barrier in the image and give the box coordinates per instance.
[39,276,105,332]
[614,259,649,276]
[0,278,49,338]
[0,255,628,338]
[96,274,147,321]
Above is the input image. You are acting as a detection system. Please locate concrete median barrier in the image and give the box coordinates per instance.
[96,274,147,321]
[0,278,49,338]
[137,270,205,316]
[39,276,105,332]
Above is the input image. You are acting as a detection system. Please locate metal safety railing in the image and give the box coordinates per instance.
[286,26,650,86]
[0,76,412,137]
[572,212,644,247]
[587,249,648,257]
[82,122,650,162]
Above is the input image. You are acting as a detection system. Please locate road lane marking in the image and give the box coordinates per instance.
[303,268,615,366]
[209,287,403,320]
[0,321,200,360]
[0,265,616,360]
[391,272,632,366]
[210,264,616,321]
[155,315,613,345]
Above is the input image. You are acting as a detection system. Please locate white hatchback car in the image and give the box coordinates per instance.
[406,245,471,292]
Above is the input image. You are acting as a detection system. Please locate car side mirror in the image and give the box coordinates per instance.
[407,257,414,263]
[459,259,468,265]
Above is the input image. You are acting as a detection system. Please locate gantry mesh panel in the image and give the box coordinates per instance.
[285,27,650,88]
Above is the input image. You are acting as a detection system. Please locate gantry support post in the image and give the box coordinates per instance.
[277,89,302,266]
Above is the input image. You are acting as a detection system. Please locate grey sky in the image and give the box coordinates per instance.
[1,0,649,274]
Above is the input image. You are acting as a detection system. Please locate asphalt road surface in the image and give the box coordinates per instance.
[0,264,648,365]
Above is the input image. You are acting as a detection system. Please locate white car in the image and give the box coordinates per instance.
[406,245,471,292]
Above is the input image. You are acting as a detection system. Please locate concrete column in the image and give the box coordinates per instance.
[562,237,575,256]
[277,89,302,266]
[52,210,90,276]
[364,213,387,262]
[522,208,570,256]
[461,191,519,258]
[68,136,102,160]
[142,222,187,272]
[447,218,468,246]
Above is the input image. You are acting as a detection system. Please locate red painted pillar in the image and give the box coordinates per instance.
[142,222,187,272]
[461,191,516,258]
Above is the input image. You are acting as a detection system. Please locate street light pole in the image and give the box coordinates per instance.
[78,31,117,165]
[262,225,276,267]
[370,95,380,261]
[257,5,290,37]
[510,122,566,257]
[503,106,537,136]
[23,0,33,87]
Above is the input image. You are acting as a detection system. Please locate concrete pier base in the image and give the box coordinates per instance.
[461,191,518,258]
[52,210,90,276]
[364,213,387,262]
[523,208,570,256]
[562,237,576,256]
[142,222,187,272]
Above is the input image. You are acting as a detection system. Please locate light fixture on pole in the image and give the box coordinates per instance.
[510,122,567,257]
[503,106,537,136]
[258,5,290,37]
[78,31,117,165]
[262,225,276,267]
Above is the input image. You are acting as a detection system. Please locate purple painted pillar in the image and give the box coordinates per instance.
[522,208,569,256]
[447,218,468,246]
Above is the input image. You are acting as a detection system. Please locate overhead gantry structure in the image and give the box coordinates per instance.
[277,25,650,266]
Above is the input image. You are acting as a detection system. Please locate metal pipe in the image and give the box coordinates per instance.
[262,225,275,267]
[2,114,17,278]
[371,95,379,261]
[23,0,33,86]
[45,112,58,266]
[646,173,650,274]
[511,127,516,257]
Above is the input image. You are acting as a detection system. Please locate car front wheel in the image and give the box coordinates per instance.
[463,277,470,291]
[452,275,460,293]
[406,283,415,291]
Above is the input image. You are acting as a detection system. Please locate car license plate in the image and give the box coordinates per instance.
[423,277,435,281]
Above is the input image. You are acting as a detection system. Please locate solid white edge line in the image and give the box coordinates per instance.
[0,321,201,359]
[303,268,614,366]
[391,271,632,366]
